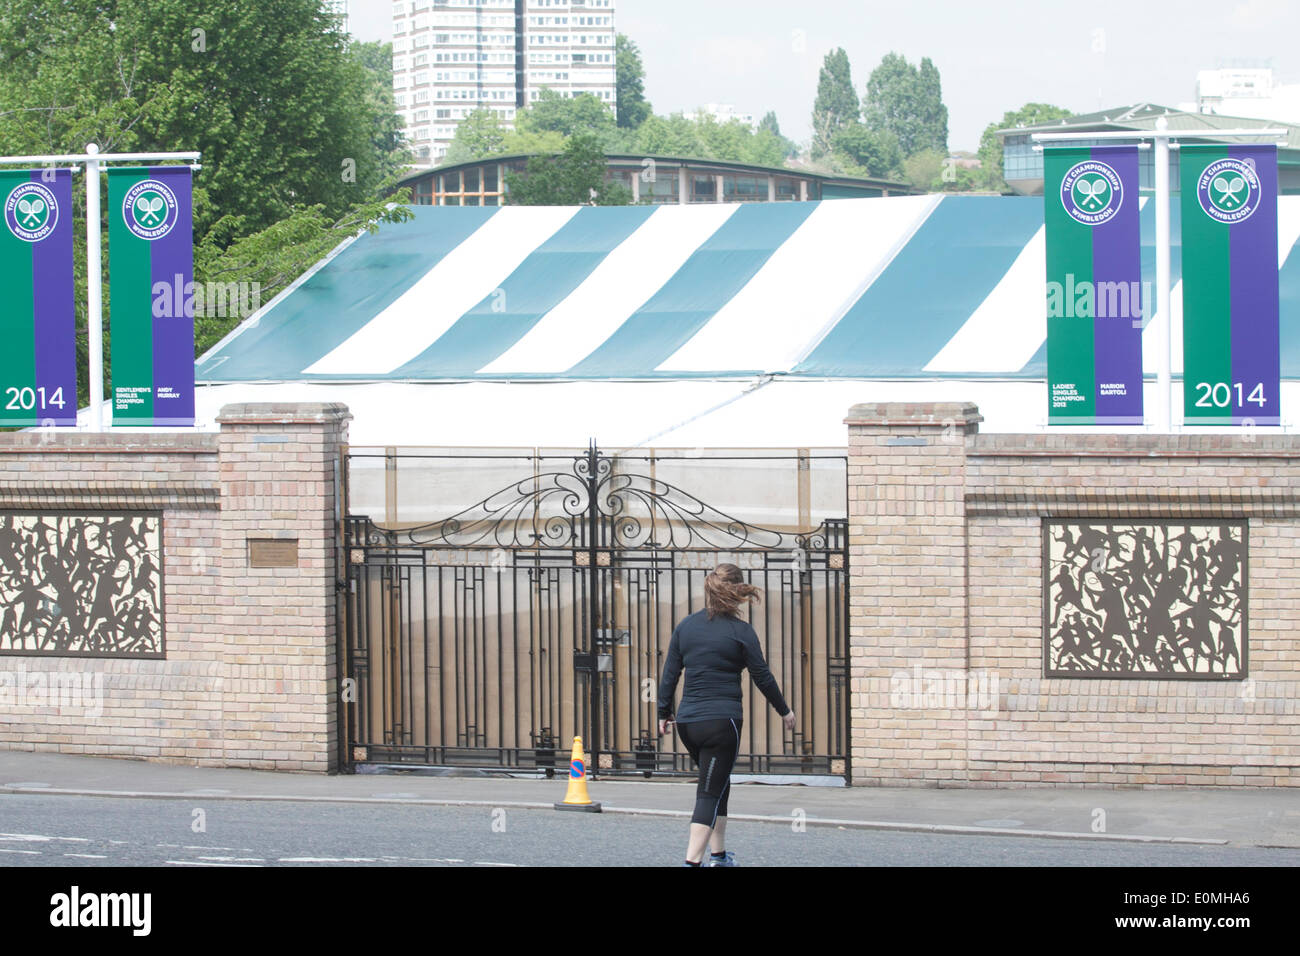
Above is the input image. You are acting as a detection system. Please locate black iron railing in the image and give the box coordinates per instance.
[340,444,850,779]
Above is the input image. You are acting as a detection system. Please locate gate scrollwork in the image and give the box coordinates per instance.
[348,448,841,555]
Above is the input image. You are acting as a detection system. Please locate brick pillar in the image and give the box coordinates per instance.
[216,403,351,771]
[845,402,982,786]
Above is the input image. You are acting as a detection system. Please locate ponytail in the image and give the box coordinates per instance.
[704,563,762,619]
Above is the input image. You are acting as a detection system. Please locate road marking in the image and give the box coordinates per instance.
[278,857,379,863]
[2,786,564,813]
[0,832,86,843]
[197,856,266,863]
[64,853,108,859]
[165,860,261,867]
[1,787,1245,847]
[399,857,466,863]
[0,848,41,855]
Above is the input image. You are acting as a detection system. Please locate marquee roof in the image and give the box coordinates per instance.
[195,196,1300,386]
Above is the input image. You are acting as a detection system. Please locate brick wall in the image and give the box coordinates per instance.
[0,403,349,772]
[6,397,1295,787]
[847,402,1300,788]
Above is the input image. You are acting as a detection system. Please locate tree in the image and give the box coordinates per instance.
[194,192,413,355]
[442,108,510,164]
[745,127,790,168]
[0,0,411,404]
[505,134,631,206]
[625,111,794,167]
[694,112,752,163]
[615,34,652,130]
[916,58,949,154]
[863,52,948,157]
[632,113,706,157]
[350,40,410,186]
[811,48,859,158]
[0,0,407,238]
[831,123,903,178]
[499,92,801,172]
[500,127,568,156]
[977,102,1073,190]
[902,148,948,191]
[519,88,617,140]
[758,111,799,159]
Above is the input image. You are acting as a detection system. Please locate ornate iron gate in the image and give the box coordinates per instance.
[339,444,849,779]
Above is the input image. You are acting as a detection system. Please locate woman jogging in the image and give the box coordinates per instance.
[657,563,795,867]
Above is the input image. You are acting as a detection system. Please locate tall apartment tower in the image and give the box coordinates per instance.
[324,0,349,34]
[392,0,617,165]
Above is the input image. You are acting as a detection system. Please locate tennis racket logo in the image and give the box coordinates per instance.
[1060,160,1123,226]
[121,178,180,240]
[1212,175,1247,209]
[1073,174,1111,210]
[134,193,166,226]
[4,182,59,242]
[1197,158,1261,224]
[17,196,47,227]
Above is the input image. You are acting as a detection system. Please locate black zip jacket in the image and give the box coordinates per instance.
[657,609,790,722]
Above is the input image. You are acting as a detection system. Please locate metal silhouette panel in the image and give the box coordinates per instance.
[0,512,165,658]
[1043,521,1246,679]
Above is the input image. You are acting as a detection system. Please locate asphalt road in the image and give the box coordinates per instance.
[3,794,1300,867]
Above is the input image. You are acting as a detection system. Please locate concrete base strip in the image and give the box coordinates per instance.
[0,784,1229,846]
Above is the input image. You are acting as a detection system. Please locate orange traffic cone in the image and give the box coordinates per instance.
[554,736,602,812]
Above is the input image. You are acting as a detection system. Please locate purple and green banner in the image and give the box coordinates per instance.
[108,166,194,427]
[0,168,76,426]
[1044,145,1144,425]
[1180,144,1280,426]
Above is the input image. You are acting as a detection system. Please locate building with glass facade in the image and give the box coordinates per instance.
[391,0,617,165]
[999,103,1300,196]
[396,153,911,205]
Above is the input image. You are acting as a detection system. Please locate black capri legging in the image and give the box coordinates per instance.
[676,718,742,826]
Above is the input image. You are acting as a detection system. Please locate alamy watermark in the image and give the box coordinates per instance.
[1047,273,1150,327]
[890,664,999,714]
[50,886,150,936]
[0,669,103,718]
[152,274,261,320]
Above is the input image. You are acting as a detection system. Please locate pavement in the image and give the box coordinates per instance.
[2,751,1298,849]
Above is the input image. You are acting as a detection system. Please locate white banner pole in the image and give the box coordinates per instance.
[85,143,103,432]
[1154,117,1173,433]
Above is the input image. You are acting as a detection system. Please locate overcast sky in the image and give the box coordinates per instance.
[349,0,1298,151]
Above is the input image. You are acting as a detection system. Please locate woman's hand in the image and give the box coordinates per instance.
[782,711,796,731]
[658,718,673,736]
